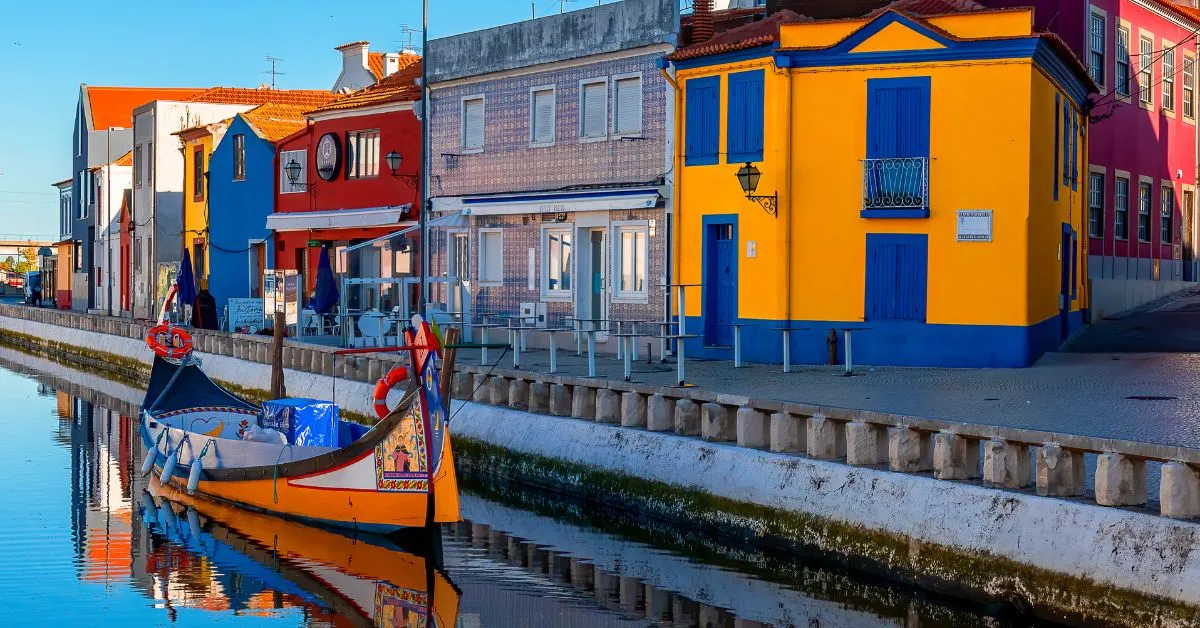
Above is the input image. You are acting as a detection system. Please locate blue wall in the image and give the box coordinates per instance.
[206,116,276,319]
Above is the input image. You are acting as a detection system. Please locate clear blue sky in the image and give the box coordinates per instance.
[0,0,624,237]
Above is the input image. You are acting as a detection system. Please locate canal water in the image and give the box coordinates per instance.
[0,346,1053,627]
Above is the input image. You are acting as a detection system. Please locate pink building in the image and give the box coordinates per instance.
[984,0,1200,310]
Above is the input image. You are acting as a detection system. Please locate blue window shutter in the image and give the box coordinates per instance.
[1071,111,1079,190]
[685,76,721,166]
[1062,105,1070,184]
[727,70,764,163]
[866,77,930,159]
[1054,95,1060,201]
[865,234,928,322]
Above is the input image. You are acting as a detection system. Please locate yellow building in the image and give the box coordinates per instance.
[176,121,229,284]
[668,5,1097,367]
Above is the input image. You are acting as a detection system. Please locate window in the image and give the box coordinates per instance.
[1062,105,1070,185]
[1071,111,1079,189]
[346,130,379,179]
[864,77,932,214]
[1162,185,1175,243]
[1089,11,1106,86]
[685,75,720,166]
[73,241,82,272]
[134,237,142,270]
[462,96,484,150]
[613,222,648,300]
[192,241,207,281]
[1139,181,1152,241]
[1185,56,1195,118]
[542,227,573,296]
[727,70,765,163]
[450,232,470,281]
[1117,26,1131,97]
[192,147,205,201]
[279,149,307,194]
[1054,96,1060,200]
[133,144,142,189]
[530,86,555,146]
[1115,176,1130,239]
[233,134,245,180]
[478,228,503,285]
[1089,172,1104,238]
[580,79,608,140]
[1164,48,1176,111]
[1140,36,1153,105]
[613,74,643,136]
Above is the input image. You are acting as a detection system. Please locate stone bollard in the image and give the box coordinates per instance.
[846,422,888,466]
[453,372,473,400]
[647,394,675,432]
[982,440,1031,488]
[1036,444,1085,497]
[672,598,699,626]
[735,406,769,448]
[571,386,596,419]
[621,392,647,428]
[569,558,594,589]
[595,389,622,423]
[1095,453,1148,506]
[367,358,383,383]
[770,412,805,453]
[472,374,489,403]
[933,433,979,480]
[508,379,529,410]
[645,585,671,620]
[528,382,551,414]
[1160,462,1200,519]
[888,427,932,472]
[321,353,335,376]
[701,403,735,442]
[489,376,510,406]
[807,415,845,459]
[550,384,573,416]
[618,577,644,614]
[674,398,701,436]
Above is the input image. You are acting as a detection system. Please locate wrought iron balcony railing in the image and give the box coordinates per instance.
[862,157,929,212]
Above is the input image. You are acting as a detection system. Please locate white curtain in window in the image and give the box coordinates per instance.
[582,82,607,138]
[532,89,555,144]
[614,77,642,135]
[464,99,485,149]
[617,227,647,295]
[479,230,502,283]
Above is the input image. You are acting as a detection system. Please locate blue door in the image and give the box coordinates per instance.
[705,223,737,346]
[865,234,928,322]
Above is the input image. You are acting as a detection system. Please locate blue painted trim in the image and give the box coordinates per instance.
[727,69,765,163]
[685,75,721,166]
[461,187,659,205]
[860,208,930,218]
[673,44,774,70]
[837,11,957,51]
[1033,39,1093,109]
[700,213,738,347]
[1053,93,1060,202]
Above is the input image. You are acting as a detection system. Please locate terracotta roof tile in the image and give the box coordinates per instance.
[368,52,386,81]
[865,0,986,18]
[1154,1,1200,26]
[186,87,338,108]
[670,10,811,61]
[307,56,423,114]
[240,103,311,143]
[85,86,207,129]
[90,150,133,171]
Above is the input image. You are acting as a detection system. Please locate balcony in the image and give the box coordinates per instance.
[862,157,930,218]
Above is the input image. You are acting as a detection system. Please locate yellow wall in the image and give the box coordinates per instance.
[676,40,1088,330]
[180,134,214,280]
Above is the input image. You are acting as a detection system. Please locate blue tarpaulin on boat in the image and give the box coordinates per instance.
[262,398,339,447]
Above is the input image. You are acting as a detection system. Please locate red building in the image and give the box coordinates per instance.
[269,55,423,293]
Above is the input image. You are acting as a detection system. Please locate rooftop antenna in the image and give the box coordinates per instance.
[399,25,421,52]
[264,56,286,88]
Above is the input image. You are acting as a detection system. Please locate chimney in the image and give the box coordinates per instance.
[335,41,370,76]
[383,52,401,78]
[693,0,715,43]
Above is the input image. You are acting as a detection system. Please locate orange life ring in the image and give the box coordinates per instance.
[146,324,194,360]
[373,366,409,419]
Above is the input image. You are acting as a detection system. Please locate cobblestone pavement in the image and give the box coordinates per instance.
[1067,285,1200,353]
[463,337,1200,450]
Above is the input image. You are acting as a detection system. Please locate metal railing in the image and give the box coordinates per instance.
[862,157,929,210]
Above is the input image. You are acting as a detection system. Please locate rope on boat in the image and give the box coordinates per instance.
[272,444,293,504]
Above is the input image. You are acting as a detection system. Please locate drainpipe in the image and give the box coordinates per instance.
[780,60,794,336]
[661,64,682,354]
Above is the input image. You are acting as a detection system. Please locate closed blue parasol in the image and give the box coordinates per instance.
[311,245,339,314]
[177,249,197,309]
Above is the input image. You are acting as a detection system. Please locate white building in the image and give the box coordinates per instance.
[331,41,408,93]
[130,101,253,319]
[89,153,131,316]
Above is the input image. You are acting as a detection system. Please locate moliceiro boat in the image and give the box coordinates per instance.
[138,286,460,535]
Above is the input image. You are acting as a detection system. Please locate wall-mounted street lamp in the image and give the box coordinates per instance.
[386,150,418,190]
[736,162,777,217]
[284,159,307,191]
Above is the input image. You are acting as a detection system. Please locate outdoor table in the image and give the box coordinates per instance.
[657,333,701,386]
[610,332,643,381]
[718,322,753,368]
[612,319,657,361]
[538,327,574,374]
[570,318,609,376]
[836,327,871,376]
[773,326,812,373]
[502,322,538,369]
[464,322,506,363]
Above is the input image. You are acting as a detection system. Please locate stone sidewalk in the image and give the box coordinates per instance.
[461,343,1200,450]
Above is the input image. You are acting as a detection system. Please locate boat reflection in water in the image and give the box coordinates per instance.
[138,477,459,627]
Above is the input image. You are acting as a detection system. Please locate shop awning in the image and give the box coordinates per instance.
[432,187,661,216]
[341,211,467,254]
[264,205,413,232]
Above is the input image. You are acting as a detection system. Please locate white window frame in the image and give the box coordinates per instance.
[1139,32,1154,108]
[346,129,380,179]
[611,72,644,138]
[611,220,649,303]
[477,227,503,286]
[447,228,472,282]
[528,85,556,147]
[1088,8,1107,89]
[279,149,307,195]
[1163,41,1177,114]
[1184,52,1196,121]
[133,144,142,189]
[541,223,576,301]
[579,78,609,143]
[1115,172,1131,240]
[461,95,486,154]
[1116,23,1131,101]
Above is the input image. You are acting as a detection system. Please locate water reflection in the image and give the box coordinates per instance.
[0,346,1050,627]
